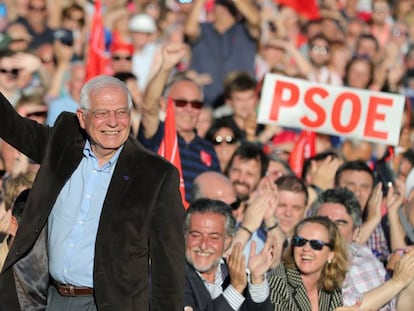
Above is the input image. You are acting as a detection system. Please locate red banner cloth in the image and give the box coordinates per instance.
[85,0,110,82]
[158,97,189,209]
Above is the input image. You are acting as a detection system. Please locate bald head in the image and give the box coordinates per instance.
[192,171,237,204]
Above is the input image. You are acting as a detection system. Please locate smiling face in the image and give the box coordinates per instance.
[76,85,131,164]
[227,156,261,200]
[170,80,202,137]
[293,222,334,278]
[185,212,232,279]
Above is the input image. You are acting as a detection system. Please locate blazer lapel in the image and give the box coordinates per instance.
[286,267,312,311]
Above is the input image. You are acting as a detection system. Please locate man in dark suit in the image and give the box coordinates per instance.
[184,198,273,311]
[0,75,185,310]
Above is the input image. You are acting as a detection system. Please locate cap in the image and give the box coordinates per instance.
[128,14,156,33]
[110,41,134,55]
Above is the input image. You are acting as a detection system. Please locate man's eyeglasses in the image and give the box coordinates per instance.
[85,108,130,120]
[0,68,20,76]
[292,236,333,251]
[112,55,132,61]
[66,15,85,26]
[173,99,203,109]
[310,45,329,55]
[213,135,237,145]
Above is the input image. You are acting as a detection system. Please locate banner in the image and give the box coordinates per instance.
[257,74,405,146]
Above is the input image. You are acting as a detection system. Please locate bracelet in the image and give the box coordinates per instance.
[310,184,323,196]
[265,222,279,232]
[239,224,253,238]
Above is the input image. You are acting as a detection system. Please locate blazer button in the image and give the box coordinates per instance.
[15,251,20,257]
[35,229,39,234]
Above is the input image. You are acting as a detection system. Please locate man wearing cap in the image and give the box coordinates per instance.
[128,13,160,91]
[184,0,260,107]
[109,41,134,75]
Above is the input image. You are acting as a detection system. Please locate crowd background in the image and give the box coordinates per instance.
[1,0,414,309]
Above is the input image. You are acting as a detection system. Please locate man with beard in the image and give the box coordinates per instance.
[184,198,274,311]
[225,142,269,222]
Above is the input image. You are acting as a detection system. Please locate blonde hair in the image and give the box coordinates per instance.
[3,173,33,211]
[284,216,348,292]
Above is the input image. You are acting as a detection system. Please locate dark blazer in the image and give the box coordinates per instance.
[0,93,185,311]
[184,262,273,311]
[268,263,343,311]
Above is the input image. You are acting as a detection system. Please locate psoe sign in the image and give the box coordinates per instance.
[257,74,405,146]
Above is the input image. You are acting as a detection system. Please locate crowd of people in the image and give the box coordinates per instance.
[1,0,414,310]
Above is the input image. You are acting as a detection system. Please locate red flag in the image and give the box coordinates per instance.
[85,0,110,82]
[288,130,316,177]
[158,97,188,209]
[275,0,320,20]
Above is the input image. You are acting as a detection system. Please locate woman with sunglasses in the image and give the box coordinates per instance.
[268,216,348,311]
[205,118,241,172]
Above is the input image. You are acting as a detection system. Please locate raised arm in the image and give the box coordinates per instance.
[357,248,414,310]
[183,0,205,42]
[234,0,260,38]
[140,43,186,139]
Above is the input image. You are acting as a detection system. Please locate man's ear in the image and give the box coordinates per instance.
[352,226,361,243]
[76,109,86,129]
[224,235,233,252]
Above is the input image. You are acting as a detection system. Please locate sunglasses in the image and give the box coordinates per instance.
[112,55,132,61]
[173,99,203,109]
[0,68,19,76]
[213,135,237,145]
[66,15,85,26]
[311,45,329,55]
[292,236,333,251]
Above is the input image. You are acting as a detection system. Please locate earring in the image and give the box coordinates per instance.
[328,259,332,264]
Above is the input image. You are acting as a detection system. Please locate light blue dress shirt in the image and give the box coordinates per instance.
[48,140,122,287]
[46,96,79,126]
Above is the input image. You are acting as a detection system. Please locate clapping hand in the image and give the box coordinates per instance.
[227,242,248,294]
[248,238,274,284]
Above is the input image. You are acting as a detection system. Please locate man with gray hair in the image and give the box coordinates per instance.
[312,188,414,311]
[0,75,185,310]
[184,198,274,311]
